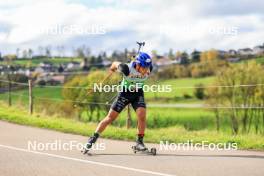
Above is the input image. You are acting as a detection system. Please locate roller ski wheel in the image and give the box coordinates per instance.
[81,143,92,155]
[82,135,98,155]
[81,143,94,155]
[132,146,157,156]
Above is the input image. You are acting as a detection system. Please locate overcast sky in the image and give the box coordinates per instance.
[0,0,264,56]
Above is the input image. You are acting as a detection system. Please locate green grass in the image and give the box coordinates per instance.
[30,87,63,100]
[0,103,263,150]
[0,75,261,133]
[0,94,217,131]
[0,76,214,105]
[0,89,217,130]
[145,76,215,101]
[1,57,83,67]
[0,76,219,131]
[0,87,63,105]
[255,57,264,65]
[236,57,264,65]
[110,107,216,130]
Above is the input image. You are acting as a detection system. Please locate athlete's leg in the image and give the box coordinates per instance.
[84,109,119,152]
[136,107,146,135]
[131,90,146,136]
[134,107,147,150]
[95,109,119,133]
[84,92,129,152]
[131,89,147,150]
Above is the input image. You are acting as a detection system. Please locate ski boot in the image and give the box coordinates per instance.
[82,134,99,154]
[132,137,156,155]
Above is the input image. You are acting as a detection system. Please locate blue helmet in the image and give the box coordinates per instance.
[135,52,152,68]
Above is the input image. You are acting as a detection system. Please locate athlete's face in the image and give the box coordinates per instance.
[136,64,149,75]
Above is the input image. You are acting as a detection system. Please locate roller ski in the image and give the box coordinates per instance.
[81,142,92,155]
[132,138,157,156]
[81,133,99,155]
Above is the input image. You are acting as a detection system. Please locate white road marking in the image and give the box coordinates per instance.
[0,144,176,176]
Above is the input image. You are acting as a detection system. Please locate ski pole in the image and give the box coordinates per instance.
[87,70,114,95]
[136,41,145,54]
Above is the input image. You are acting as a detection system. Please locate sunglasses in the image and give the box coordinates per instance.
[136,64,149,75]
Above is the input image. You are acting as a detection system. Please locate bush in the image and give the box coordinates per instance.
[207,61,264,134]
[183,92,192,99]
[62,70,120,122]
[194,83,205,99]
[156,65,190,79]
[190,60,229,78]
[38,80,46,86]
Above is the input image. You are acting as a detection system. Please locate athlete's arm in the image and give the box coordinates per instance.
[110,61,121,72]
[150,64,153,72]
[110,62,129,76]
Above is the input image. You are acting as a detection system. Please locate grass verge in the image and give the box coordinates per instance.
[0,103,263,150]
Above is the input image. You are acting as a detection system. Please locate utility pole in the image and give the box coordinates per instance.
[7,74,11,107]
[28,78,33,114]
[126,104,132,129]
[7,65,12,107]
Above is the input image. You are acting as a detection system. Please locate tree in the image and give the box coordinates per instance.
[151,50,158,58]
[16,48,20,58]
[175,51,182,58]
[200,49,219,63]
[38,46,44,56]
[4,54,17,65]
[62,71,120,122]
[57,45,65,57]
[75,46,85,58]
[96,55,103,67]
[191,50,201,62]
[45,46,52,58]
[84,47,91,58]
[207,61,264,134]
[73,45,91,58]
[28,48,33,58]
[22,50,28,58]
[206,86,221,131]
[58,64,64,73]
[168,48,174,60]
[191,49,228,78]
[180,52,189,65]
[89,56,96,66]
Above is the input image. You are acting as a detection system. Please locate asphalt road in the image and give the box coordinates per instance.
[0,120,264,176]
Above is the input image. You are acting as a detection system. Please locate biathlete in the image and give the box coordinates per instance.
[83,52,153,153]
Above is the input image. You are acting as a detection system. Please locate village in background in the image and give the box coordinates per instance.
[0,43,264,86]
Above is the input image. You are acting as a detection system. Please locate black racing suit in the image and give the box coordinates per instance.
[111,63,152,113]
[111,88,146,113]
